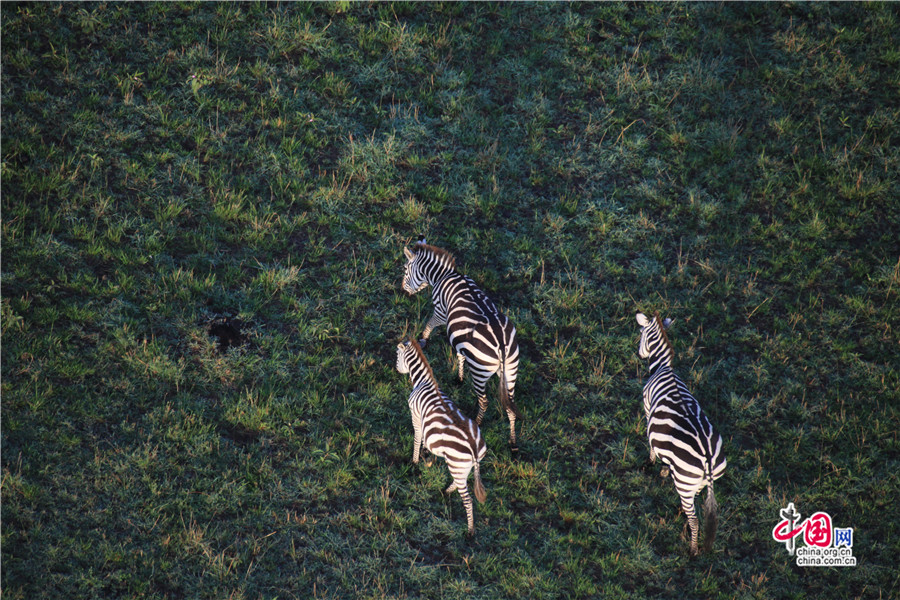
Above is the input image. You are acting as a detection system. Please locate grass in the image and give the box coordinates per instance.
[2,2,899,599]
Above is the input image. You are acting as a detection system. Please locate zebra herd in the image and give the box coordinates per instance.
[396,237,726,554]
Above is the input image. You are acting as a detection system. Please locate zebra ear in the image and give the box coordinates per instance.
[404,247,414,260]
[662,318,673,330]
[636,312,650,327]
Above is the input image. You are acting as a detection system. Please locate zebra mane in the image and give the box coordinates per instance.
[654,313,675,363]
[408,337,439,390]
[408,337,468,427]
[414,243,456,270]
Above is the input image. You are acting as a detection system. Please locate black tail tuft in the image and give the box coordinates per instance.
[498,363,521,420]
[703,483,718,553]
[473,462,487,503]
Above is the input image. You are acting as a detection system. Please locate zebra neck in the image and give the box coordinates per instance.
[408,363,438,391]
[648,355,673,376]
[427,264,456,287]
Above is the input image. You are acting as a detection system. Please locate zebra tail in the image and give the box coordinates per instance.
[498,360,521,420]
[703,482,718,552]
[473,461,487,503]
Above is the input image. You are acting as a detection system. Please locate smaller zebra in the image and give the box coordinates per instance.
[396,337,488,535]
[636,312,727,555]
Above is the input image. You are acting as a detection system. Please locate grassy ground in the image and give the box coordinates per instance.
[2,2,899,598]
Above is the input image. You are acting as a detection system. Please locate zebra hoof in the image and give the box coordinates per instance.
[509,444,519,454]
[418,338,427,348]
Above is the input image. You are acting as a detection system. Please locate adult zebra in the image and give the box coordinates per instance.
[402,238,521,451]
[636,312,727,555]
[396,337,488,535]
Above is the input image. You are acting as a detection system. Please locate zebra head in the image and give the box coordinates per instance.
[636,312,674,369]
[401,246,430,295]
[396,340,413,374]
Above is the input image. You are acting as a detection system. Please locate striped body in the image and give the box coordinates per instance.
[636,312,726,555]
[396,338,487,535]
[402,241,521,450]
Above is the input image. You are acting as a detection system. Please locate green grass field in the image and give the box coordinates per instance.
[3,2,899,598]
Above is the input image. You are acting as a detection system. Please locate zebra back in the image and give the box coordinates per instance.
[439,273,521,420]
[645,370,725,482]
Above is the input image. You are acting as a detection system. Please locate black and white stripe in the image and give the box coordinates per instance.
[402,239,521,450]
[636,312,727,555]
[396,337,488,535]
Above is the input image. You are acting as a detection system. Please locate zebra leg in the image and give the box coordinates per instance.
[652,448,669,477]
[422,311,445,340]
[412,418,423,464]
[470,372,489,425]
[447,466,476,534]
[445,482,478,534]
[459,485,475,535]
[457,352,465,381]
[681,494,700,556]
[506,406,518,451]
[476,395,488,426]
[453,477,475,535]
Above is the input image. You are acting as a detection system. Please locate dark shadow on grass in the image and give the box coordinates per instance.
[208,316,247,353]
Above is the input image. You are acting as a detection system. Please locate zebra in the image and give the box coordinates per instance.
[401,237,522,451]
[395,337,488,535]
[636,312,727,555]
